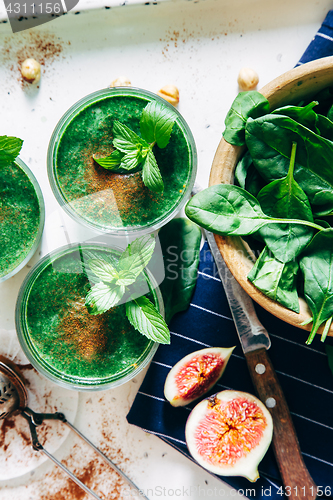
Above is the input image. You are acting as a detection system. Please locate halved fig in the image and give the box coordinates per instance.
[185,390,273,482]
[164,347,235,406]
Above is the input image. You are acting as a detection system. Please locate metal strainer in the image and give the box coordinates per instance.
[0,355,148,500]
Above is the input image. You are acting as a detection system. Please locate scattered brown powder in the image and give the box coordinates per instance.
[0,417,15,452]
[57,298,108,360]
[1,30,65,88]
[61,137,164,228]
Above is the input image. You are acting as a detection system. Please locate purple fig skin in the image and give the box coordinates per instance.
[185,390,273,482]
[164,347,235,407]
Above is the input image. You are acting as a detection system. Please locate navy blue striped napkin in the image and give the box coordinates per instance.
[297,10,333,66]
[127,11,333,499]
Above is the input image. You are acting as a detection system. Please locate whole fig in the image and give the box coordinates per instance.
[185,390,273,482]
[164,347,234,406]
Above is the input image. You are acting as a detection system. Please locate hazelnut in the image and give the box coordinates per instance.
[109,76,131,87]
[237,67,259,91]
[157,85,179,106]
[21,58,41,84]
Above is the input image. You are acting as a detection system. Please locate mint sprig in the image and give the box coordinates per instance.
[84,235,170,345]
[0,135,23,169]
[126,296,170,344]
[93,101,176,193]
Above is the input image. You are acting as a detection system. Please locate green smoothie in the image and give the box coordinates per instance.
[16,244,159,390]
[0,159,44,281]
[48,88,196,234]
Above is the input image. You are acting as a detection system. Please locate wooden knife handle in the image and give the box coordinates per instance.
[246,349,317,499]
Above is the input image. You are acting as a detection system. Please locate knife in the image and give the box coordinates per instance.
[205,229,318,500]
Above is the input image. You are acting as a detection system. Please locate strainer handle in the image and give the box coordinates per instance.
[65,419,149,499]
[21,408,149,500]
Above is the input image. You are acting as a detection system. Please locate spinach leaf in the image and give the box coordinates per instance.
[223,91,270,146]
[185,184,321,236]
[328,104,333,122]
[272,101,333,141]
[235,150,265,197]
[248,246,300,313]
[235,150,252,188]
[299,229,333,344]
[272,101,319,133]
[316,114,333,142]
[246,113,333,214]
[159,218,201,324]
[257,142,314,263]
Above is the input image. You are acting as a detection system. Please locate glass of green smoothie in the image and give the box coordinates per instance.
[47,87,197,235]
[0,158,45,282]
[15,242,162,391]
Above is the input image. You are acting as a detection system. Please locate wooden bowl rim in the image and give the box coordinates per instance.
[209,56,333,336]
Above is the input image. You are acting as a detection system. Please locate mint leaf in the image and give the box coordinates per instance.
[93,150,124,170]
[113,121,149,153]
[87,258,118,283]
[142,150,164,192]
[120,150,141,171]
[118,234,156,279]
[85,282,124,315]
[116,270,138,286]
[0,135,23,168]
[126,296,170,344]
[140,101,176,148]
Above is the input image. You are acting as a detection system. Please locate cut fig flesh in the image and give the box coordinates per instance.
[185,390,273,482]
[164,347,234,406]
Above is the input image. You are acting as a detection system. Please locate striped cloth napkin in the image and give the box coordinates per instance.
[127,11,333,499]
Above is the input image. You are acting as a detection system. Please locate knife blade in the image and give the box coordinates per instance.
[205,229,317,500]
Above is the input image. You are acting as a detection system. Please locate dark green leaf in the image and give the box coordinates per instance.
[159,218,201,323]
[118,234,156,279]
[248,246,300,312]
[316,114,333,142]
[85,282,124,315]
[235,150,264,197]
[272,102,319,133]
[0,135,23,168]
[257,142,314,262]
[126,296,170,344]
[223,91,270,146]
[142,150,164,192]
[234,151,252,188]
[300,229,333,344]
[245,114,333,214]
[328,104,333,122]
[140,101,176,148]
[93,150,125,170]
[186,184,278,235]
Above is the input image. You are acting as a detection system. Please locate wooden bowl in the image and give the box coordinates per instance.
[209,56,333,338]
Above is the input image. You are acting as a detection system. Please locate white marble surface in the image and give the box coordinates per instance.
[0,0,332,498]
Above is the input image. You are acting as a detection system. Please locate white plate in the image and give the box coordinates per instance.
[0,329,79,481]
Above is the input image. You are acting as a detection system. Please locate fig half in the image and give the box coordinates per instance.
[185,390,273,482]
[164,347,234,406]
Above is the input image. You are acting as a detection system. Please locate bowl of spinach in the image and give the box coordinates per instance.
[186,56,333,344]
